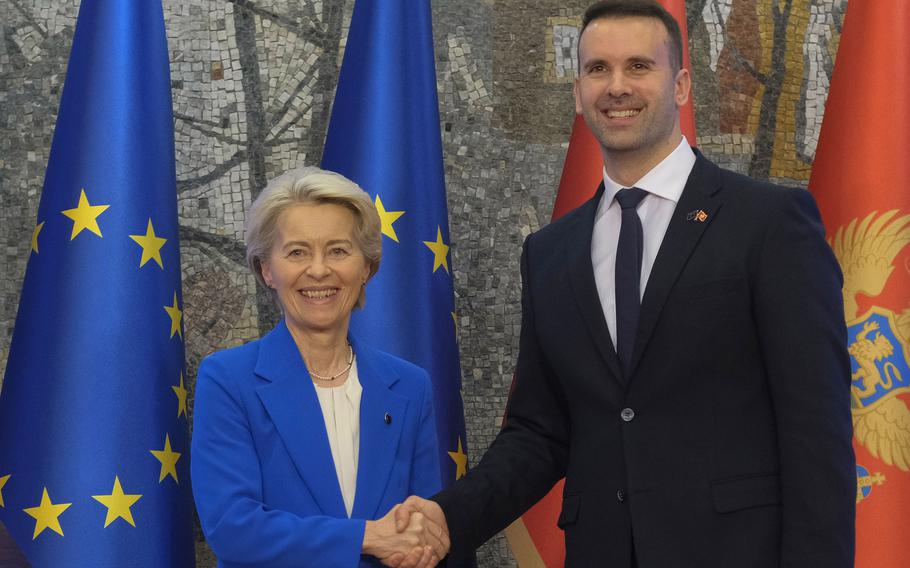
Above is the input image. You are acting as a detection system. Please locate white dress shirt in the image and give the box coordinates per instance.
[591,136,696,349]
[314,359,362,517]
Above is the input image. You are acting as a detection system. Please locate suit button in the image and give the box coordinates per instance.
[617,489,626,502]
[620,408,635,422]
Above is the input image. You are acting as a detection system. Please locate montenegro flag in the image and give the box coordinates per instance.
[809,1,910,567]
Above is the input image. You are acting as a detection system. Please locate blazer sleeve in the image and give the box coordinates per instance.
[191,356,366,568]
[408,370,443,498]
[752,188,856,566]
[433,238,570,560]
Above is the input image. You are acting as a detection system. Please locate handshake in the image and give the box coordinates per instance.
[362,496,451,568]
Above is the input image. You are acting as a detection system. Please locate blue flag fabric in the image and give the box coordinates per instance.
[322,0,470,491]
[0,1,195,566]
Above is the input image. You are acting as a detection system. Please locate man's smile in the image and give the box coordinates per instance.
[605,108,641,118]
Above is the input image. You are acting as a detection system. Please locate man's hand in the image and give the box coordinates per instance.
[362,504,446,568]
[394,496,450,558]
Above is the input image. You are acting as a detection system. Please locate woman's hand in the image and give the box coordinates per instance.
[362,504,445,568]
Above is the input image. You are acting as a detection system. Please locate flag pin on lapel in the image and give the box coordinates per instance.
[686,209,708,223]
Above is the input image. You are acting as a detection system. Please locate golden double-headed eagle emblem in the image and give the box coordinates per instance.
[831,210,910,473]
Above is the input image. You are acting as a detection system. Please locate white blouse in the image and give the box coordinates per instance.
[313,359,362,517]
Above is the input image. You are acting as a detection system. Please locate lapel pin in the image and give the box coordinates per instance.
[686,209,708,223]
[384,412,392,425]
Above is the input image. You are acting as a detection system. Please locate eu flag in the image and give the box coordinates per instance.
[0,1,195,566]
[321,0,470,492]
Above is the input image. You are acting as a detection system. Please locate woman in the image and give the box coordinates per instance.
[191,167,444,567]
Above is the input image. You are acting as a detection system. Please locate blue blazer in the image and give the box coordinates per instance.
[191,320,442,567]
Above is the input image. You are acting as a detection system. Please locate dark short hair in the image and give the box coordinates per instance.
[580,0,684,72]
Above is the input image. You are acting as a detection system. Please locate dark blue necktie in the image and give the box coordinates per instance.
[614,187,648,375]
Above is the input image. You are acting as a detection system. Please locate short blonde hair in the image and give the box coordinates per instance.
[245,166,382,309]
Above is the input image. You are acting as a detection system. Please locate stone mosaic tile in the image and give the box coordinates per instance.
[544,16,581,84]
[702,0,734,72]
[797,0,845,161]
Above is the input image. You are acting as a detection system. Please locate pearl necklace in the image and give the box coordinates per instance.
[309,344,354,382]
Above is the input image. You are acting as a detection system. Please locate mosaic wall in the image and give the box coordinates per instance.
[0,0,847,565]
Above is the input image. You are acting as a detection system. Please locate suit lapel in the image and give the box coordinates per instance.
[629,153,724,376]
[565,183,625,383]
[254,321,347,517]
[350,336,407,520]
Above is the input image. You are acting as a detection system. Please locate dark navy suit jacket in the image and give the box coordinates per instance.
[192,320,441,567]
[435,152,856,567]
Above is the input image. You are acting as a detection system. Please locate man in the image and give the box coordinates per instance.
[395,1,856,566]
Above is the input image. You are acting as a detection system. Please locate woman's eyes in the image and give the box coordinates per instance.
[285,247,349,259]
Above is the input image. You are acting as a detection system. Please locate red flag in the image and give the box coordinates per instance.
[505,2,696,565]
[550,115,606,220]
[809,2,910,567]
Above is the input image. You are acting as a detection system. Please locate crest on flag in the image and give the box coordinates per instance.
[855,464,886,503]
[831,210,910,476]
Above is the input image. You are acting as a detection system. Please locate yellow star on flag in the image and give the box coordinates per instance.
[448,437,468,480]
[129,219,167,269]
[423,226,450,273]
[31,222,44,254]
[92,476,142,528]
[61,188,110,240]
[172,373,188,419]
[23,487,72,539]
[150,433,182,483]
[0,474,9,507]
[164,293,183,339]
[375,195,405,243]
